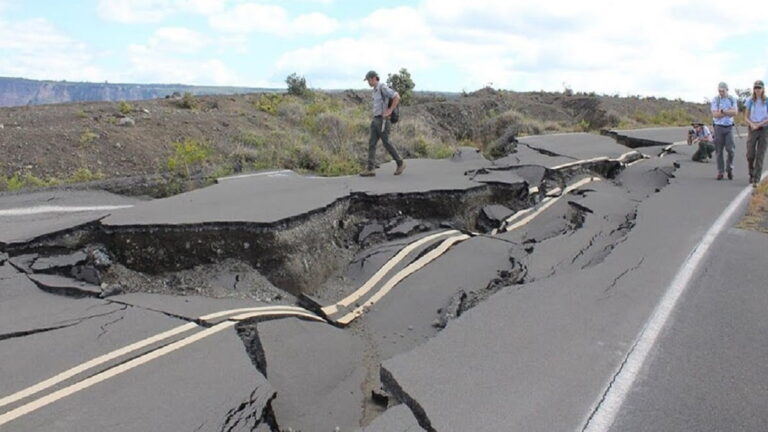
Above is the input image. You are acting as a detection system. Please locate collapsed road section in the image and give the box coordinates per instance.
[1,131,698,431]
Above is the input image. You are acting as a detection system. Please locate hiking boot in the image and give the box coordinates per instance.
[359,169,376,177]
[727,170,733,180]
[716,172,724,180]
[394,161,406,175]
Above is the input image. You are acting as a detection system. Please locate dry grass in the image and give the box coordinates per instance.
[737,179,768,233]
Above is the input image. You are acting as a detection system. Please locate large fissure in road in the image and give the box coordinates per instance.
[1,141,687,431]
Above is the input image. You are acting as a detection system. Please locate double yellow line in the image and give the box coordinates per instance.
[0,305,323,427]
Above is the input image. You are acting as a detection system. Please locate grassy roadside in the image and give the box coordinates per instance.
[737,180,768,233]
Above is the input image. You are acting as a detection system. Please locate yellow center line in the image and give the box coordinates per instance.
[0,305,320,412]
[0,321,235,427]
[0,322,199,410]
[322,230,458,316]
[505,177,600,232]
[0,307,324,427]
[336,234,470,325]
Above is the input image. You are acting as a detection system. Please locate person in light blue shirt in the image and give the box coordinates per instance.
[710,82,738,180]
[745,79,768,187]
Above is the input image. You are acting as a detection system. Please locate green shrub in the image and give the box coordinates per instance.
[386,68,415,106]
[286,73,309,97]
[80,128,98,145]
[118,101,133,115]
[239,131,267,148]
[68,168,104,183]
[178,92,198,109]
[167,138,213,177]
[208,164,235,180]
[253,93,283,115]
[1,172,58,191]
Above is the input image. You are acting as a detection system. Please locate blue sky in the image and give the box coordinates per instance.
[1,0,766,101]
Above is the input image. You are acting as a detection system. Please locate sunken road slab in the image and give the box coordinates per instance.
[254,317,366,431]
[2,320,274,432]
[0,302,182,404]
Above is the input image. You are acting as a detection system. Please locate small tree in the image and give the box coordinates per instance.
[386,68,415,106]
[286,73,309,96]
[735,88,751,113]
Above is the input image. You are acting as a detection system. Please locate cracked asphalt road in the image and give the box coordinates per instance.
[1,128,765,431]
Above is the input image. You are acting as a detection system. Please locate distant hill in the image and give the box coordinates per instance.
[0,77,271,107]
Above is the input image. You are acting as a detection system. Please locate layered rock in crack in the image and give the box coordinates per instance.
[241,317,366,431]
[100,259,293,302]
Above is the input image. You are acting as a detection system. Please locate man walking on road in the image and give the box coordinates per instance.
[745,80,768,187]
[360,70,405,177]
[710,82,738,180]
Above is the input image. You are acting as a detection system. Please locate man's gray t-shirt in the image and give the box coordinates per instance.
[372,82,397,117]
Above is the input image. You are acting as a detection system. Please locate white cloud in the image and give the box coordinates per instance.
[126,43,241,85]
[148,27,210,53]
[273,0,768,100]
[209,3,338,37]
[0,17,106,81]
[97,0,227,23]
[97,0,174,23]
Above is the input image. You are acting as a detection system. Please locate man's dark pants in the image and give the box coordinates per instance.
[746,126,767,181]
[714,125,735,174]
[367,116,402,171]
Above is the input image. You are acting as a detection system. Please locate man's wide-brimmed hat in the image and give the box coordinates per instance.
[364,70,378,80]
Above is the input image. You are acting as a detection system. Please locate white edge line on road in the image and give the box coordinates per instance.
[217,169,294,181]
[582,180,759,432]
[0,205,134,217]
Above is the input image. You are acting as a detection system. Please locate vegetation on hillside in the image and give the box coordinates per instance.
[0,80,712,195]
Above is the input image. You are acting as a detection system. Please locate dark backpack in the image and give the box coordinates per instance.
[380,86,400,124]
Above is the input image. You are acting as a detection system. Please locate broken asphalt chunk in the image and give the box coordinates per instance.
[27,273,102,297]
[30,251,87,272]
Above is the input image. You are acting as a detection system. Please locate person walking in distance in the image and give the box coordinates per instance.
[360,70,405,177]
[745,80,768,187]
[710,82,738,180]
